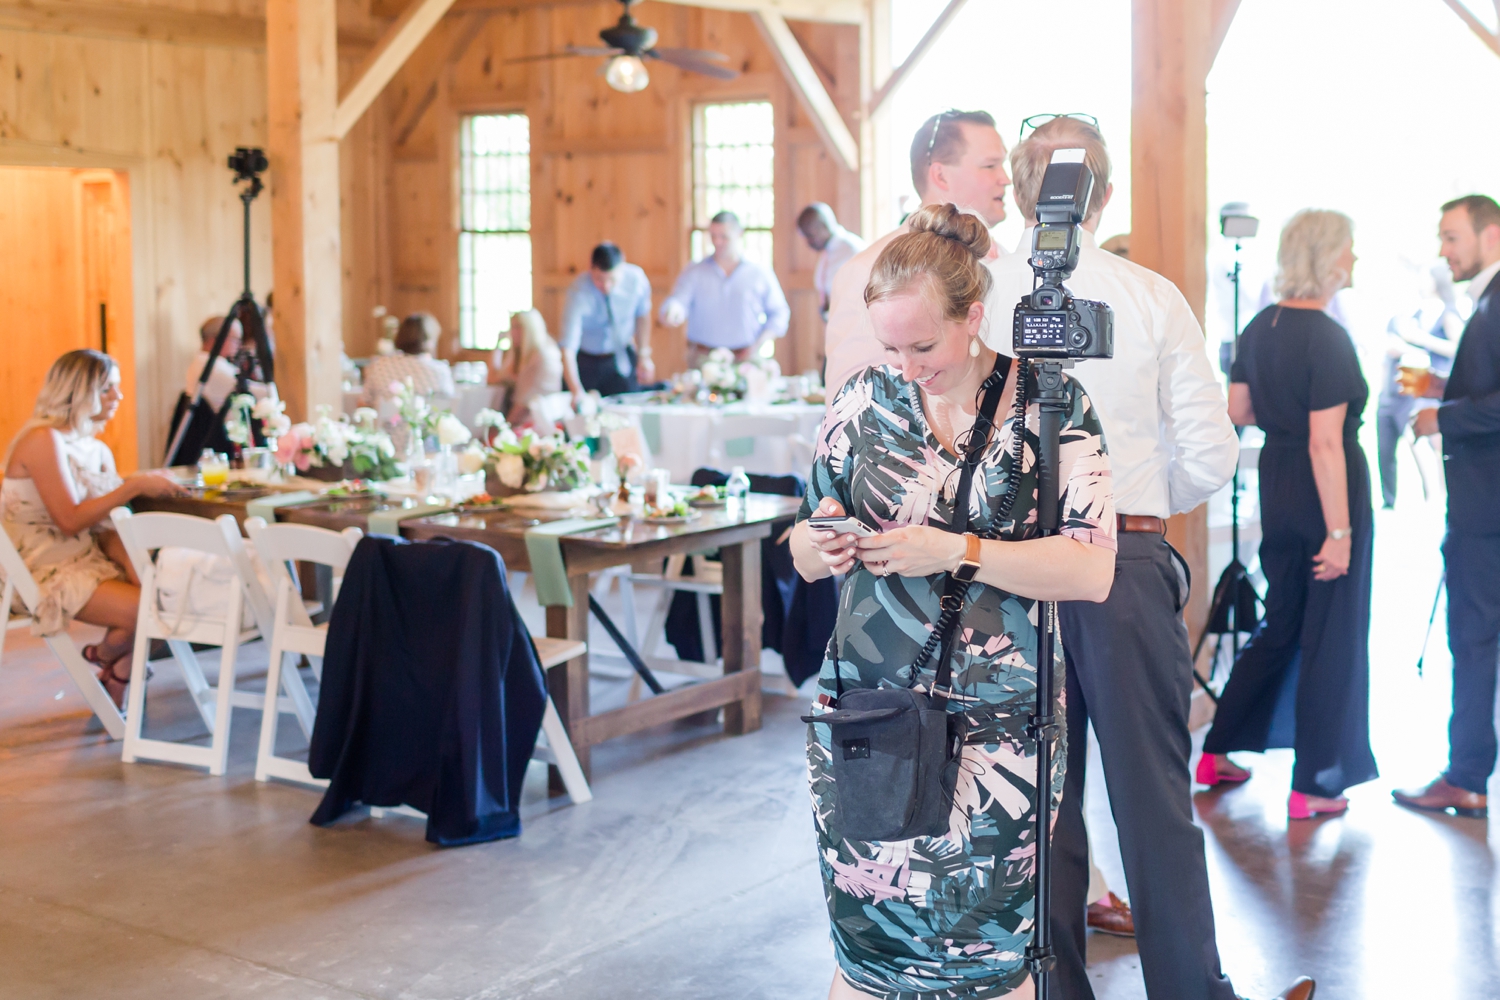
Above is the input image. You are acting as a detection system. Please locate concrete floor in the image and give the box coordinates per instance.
[2,466,1498,999]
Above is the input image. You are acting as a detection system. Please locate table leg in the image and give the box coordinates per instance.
[719,540,763,735]
[547,573,593,791]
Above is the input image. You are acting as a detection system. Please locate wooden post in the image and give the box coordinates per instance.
[267,0,343,423]
[859,0,893,240]
[1131,0,1212,644]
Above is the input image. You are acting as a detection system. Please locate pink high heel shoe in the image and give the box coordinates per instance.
[1195,753,1252,786]
[1288,791,1349,820]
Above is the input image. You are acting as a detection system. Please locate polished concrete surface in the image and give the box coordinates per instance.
[1,486,1497,999]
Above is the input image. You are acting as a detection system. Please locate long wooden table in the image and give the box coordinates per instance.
[136,491,803,785]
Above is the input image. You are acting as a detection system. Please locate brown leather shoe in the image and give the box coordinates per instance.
[1085,891,1134,937]
[1392,777,1487,818]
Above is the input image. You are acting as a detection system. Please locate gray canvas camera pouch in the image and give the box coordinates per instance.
[803,356,1018,842]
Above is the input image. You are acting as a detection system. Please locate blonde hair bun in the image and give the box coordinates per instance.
[905,204,992,259]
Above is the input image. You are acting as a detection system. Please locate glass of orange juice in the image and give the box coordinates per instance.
[198,449,229,488]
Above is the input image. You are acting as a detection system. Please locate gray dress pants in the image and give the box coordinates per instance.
[1054,531,1238,1000]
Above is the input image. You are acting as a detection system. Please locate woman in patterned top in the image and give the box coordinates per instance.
[790,205,1116,1000]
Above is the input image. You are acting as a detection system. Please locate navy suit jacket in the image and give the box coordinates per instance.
[1439,271,1500,534]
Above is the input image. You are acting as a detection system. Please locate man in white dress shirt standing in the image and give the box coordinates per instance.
[660,211,790,366]
[822,109,1011,392]
[985,116,1312,1000]
[797,203,866,320]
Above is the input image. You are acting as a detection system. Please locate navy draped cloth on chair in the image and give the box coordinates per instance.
[664,469,836,687]
[309,535,546,846]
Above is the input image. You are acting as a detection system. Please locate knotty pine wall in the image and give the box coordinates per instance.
[353,0,863,380]
[0,0,385,466]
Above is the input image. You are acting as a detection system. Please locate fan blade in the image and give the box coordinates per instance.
[649,46,730,63]
[503,45,622,64]
[647,49,739,79]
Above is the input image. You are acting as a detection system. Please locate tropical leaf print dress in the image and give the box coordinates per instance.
[800,364,1115,999]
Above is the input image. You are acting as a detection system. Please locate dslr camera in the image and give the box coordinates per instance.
[1012,149,1114,361]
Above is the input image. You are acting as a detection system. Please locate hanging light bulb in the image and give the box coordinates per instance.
[605,54,650,93]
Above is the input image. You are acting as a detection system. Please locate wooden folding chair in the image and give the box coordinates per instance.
[109,507,276,775]
[243,517,362,787]
[0,528,126,739]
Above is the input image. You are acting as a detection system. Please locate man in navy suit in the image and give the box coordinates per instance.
[1397,194,1500,818]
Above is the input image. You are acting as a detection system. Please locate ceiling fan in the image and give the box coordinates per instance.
[507,0,738,93]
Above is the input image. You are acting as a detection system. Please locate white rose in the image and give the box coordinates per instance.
[497,452,526,488]
[352,406,378,426]
[474,408,509,430]
[436,413,472,447]
[456,445,486,475]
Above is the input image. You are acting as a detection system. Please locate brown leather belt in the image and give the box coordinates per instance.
[1118,514,1167,534]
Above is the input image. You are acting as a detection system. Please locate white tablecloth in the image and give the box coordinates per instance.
[600,400,825,483]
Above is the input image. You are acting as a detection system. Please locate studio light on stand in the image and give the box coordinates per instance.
[605,54,650,92]
[1191,202,1264,697]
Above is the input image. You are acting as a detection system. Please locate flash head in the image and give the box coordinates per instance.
[1035,148,1093,226]
[1219,202,1259,239]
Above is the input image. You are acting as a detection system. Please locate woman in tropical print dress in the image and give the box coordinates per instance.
[791,205,1116,1000]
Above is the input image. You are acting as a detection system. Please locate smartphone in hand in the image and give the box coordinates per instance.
[806,515,877,538]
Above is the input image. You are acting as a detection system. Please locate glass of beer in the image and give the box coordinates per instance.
[1397,365,1432,398]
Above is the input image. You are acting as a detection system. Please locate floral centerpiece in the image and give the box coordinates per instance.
[275,405,399,481]
[223,394,291,448]
[696,347,779,402]
[474,409,590,495]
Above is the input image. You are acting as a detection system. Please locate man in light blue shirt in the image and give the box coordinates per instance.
[660,211,790,365]
[559,242,654,400]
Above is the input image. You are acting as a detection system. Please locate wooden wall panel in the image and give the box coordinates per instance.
[353,0,863,382]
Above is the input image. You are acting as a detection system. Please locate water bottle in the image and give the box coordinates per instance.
[726,465,750,515]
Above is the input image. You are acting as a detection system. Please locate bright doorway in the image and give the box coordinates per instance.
[0,166,136,471]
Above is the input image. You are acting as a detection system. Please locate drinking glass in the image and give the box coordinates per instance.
[198,449,229,487]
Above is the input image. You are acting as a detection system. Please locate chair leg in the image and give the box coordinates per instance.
[45,634,126,741]
[540,698,592,804]
[167,639,218,733]
[256,640,286,783]
[209,632,240,777]
[696,591,717,667]
[278,652,317,739]
[0,580,13,666]
[121,624,152,762]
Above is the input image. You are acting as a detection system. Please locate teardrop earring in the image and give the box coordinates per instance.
[969,337,980,358]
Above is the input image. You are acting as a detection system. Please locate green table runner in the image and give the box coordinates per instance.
[245,491,319,524]
[524,517,619,607]
[368,501,456,538]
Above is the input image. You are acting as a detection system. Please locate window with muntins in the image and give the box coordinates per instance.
[691,101,775,270]
[459,113,531,350]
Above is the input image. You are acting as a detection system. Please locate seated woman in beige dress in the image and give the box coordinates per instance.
[488,309,564,425]
[3,350,184,705]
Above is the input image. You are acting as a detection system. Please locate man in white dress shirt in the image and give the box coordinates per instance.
[986,117,1311,1000]
[822,109,1011,392]
[185,315,267,411]
[797,203,866,320]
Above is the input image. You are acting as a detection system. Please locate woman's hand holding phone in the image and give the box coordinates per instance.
[806,498,859,575]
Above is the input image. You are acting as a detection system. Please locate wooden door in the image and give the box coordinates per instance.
[0,167,136,473]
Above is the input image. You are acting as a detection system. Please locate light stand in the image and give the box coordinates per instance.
[164,147,277,466]
[1191,204,1263,691]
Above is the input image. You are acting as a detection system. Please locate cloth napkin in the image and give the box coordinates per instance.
[367,501,456,538]
[523,518,619,607]
[245,491,319,524]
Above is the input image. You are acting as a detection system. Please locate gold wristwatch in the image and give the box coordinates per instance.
[952,533,982,583]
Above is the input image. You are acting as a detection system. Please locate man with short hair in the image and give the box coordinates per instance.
[660,211,789,366]
[822,109,1011,391]
[185,315,266,411]
[797,202,865,320]
[1398,194,1500,817]
[559,241,655,400]
[985,115,1312,1000]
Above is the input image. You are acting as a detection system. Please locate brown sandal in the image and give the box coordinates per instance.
[96,660,131,710]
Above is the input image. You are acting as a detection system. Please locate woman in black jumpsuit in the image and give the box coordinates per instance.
[1199,209,1378,818]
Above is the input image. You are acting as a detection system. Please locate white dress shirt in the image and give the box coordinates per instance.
[984,229,1239,517]
[184,352,268,411]
[660,257,790,350]
[1466,258,1500,311]
[813,226,866,314]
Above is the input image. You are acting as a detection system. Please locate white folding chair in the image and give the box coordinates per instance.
[110,507,275,776]
[367,634,594,816]
[243,517,362,787]
[0,529,126,739]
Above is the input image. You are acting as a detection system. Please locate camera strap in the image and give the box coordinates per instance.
[831,353,1017,711]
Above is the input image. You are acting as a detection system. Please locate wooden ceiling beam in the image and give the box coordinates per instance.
[335,0,461,139]
[0,0,382,49]
[864,0,967,119]
[1208,0,1242,69]
[446,0,866,24]
[751,9,859,172]
[1440,0,1500,57]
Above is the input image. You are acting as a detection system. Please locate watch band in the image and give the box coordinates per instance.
[1328,527,1352,540]
[952,533,982,582]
